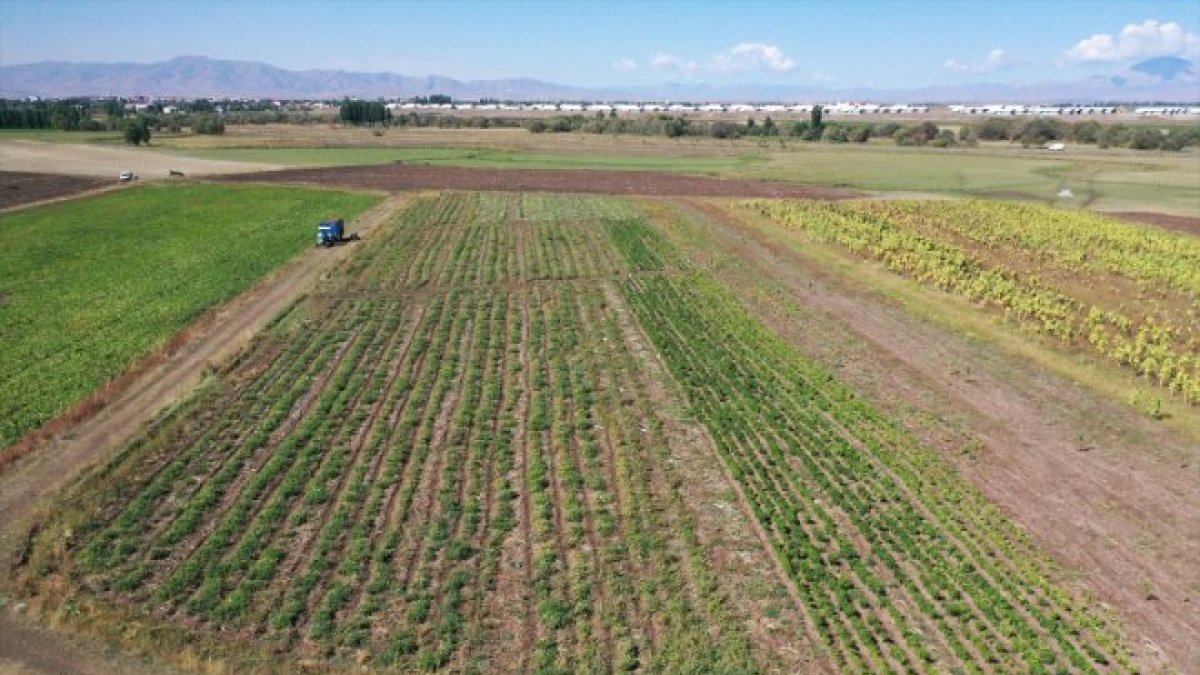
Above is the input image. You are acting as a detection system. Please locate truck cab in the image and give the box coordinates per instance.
[317,219,345,247]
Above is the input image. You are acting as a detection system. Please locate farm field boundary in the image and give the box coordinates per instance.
[651,196,1199,670]
[14,193,812,674]
[0,184,382,459]
[0,195,406,567]
[14,192,1143,673]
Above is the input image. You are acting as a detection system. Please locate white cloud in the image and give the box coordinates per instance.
[812,71,836,83]
[649,43,796,75]
[711,43,796,73]
[945,48,1021,74]
[1065,19,1200,63]
[612,58,638,72]
[650,53,697,71]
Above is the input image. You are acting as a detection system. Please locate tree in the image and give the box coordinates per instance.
[810,105,824,132]
[123,116,151,145]
[191,113,225,135]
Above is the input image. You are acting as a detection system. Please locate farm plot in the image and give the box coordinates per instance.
[746,200,1200,409]
[19,191,1138,673]
[0,183,381,454]
[22,192,789,673]
[619,267,1134,673]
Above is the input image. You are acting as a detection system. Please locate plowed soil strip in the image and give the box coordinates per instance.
[218,163,860,199]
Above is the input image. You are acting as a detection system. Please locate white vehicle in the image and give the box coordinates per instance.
[118,171,135,182]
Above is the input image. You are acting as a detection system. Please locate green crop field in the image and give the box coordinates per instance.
[0,183,381,451]
[20,192,1139,673]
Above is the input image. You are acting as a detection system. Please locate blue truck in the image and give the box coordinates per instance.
[316,219,360,247]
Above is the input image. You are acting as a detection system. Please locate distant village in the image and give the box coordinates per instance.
[96,98,1200,118]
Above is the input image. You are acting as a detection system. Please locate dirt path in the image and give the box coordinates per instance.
[0,611,174,675]
[1103,210,1200,236]
[0,196,406,565]
[671,198,1199,672]
[0,140,280,178]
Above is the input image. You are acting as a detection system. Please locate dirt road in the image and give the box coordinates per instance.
[0,196,405,674]
[0,140,280,179]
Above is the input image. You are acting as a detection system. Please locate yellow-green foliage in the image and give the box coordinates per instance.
[747,199,1200,404]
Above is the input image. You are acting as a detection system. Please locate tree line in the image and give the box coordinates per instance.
[520,107,1200,151]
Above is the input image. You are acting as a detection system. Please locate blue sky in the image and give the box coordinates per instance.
[1,1,1198,88]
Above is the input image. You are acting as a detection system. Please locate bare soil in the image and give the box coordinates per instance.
[217,163,861,199]
[0,610,174,675]
[669,198,1200,672]
[0,171,109,211]
[0,140,280,179]
[1105,210,1200,236]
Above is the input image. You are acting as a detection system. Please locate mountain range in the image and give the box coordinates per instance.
[1,55,1197,103]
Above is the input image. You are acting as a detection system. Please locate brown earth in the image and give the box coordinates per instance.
[217,163,861,199]
[0,611,175,675]
[665,198,1200,673]
[0,172,110,211]
[1104,210,1200,236]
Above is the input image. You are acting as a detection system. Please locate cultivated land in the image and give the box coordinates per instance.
[0,172,109,211]
[0,184,381,456]
[15,190,1196,674]
[2,127,1197,674]
[5,124,1197,215]
[163,125,1200,216]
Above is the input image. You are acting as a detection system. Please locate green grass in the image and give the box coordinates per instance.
[0,129,125,144]
[0,183,381,451]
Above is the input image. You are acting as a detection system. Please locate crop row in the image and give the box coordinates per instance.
[747,199,1200,405]
[346,192,646,290]
[616,224,1132,675]
[32,194,766,672]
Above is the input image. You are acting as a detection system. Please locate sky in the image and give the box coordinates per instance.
[1,0,1198,89]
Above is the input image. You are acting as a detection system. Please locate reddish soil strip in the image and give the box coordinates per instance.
[218,163,860,199]
[0,171,111,211]
[1103,210,1200,237]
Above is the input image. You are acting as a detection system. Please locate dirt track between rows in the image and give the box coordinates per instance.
[218,162,861,199]
[1105,210,1200,236]
[675,198,1199,672]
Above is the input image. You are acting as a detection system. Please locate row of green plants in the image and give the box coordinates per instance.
[26,193,770,672]
[349,193,649,291]
[606,208,1132,672]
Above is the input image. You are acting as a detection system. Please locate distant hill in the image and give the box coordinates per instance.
[1130,57,1195,81]
[0,55,603,100]
[0,55,1196,103]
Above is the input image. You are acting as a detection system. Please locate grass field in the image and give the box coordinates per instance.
[0,183,381,451]
[19,192,1138,673]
